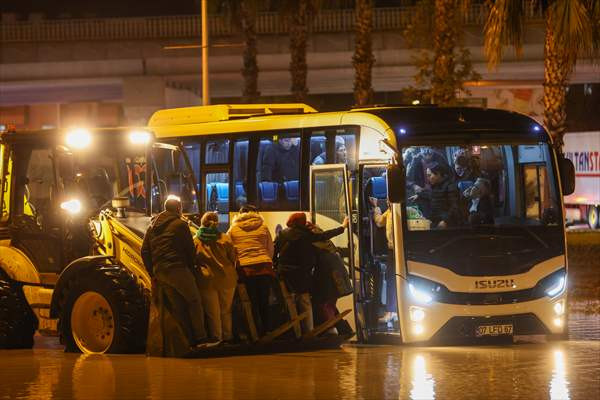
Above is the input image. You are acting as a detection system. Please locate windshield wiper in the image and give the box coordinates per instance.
[427,234,521,254]
[512,224,549,249]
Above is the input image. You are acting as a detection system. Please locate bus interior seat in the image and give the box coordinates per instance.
[283,180,299,202]
[368,175,388,211]
[235,182,246,199]
[366,175,388,256]
[259,181,278,207]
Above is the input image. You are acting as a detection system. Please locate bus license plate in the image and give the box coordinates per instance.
[475,324,513,337]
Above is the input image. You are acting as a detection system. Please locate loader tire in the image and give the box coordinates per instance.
[58,263,148,354]
[0,275,38,349]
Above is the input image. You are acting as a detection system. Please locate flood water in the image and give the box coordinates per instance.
[1,335,599,400]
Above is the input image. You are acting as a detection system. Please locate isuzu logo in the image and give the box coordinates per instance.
[474,279,516,290]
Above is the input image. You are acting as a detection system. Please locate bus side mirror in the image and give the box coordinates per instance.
[558,155,575,196]
[387,164,405,203]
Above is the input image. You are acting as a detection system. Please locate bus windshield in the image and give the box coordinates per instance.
[401,142,564,276]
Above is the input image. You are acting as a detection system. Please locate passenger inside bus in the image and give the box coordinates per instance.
[257,136,300,209]
[408,163,460,228]
[405,144,560,230]
[312,136,348,165]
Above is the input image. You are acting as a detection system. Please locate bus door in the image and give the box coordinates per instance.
[358,162,400,340]
[309,164,358,338]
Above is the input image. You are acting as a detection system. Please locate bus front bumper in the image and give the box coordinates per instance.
[401,293,567,344]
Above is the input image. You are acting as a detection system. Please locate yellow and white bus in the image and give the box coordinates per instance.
[148,103,575,345]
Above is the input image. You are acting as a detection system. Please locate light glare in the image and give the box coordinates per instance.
[554,302,564,315]
[66,128,92,149]
[409,283,433,304]
[546,277,566,297]
[60,199,82,214]
[410,307,426,322]
[129,130,151,145]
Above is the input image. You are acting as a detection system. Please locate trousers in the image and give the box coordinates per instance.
[155,267,207,343]
[199,286,236,341]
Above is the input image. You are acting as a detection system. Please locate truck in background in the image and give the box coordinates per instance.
[563,131,600,229]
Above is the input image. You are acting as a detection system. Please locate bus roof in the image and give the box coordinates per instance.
[147,104,395,142]
[362,106,549,142]
[147,104,549,146]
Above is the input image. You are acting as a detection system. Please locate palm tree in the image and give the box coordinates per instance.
[217,0,265,102]
[403,0,480,105]
[279,0,322,102]
[484,0,599,151]
[353,0,375,106]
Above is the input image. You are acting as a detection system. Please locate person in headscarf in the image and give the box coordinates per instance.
[274,212,349,333]
[194,212,238,344]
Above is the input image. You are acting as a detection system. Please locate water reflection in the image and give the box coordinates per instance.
[0,338,597,400]
[549,350,570,400]
[409,354,435,400]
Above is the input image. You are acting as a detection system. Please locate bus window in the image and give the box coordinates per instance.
[309,129,357,171]
[205,139,229,164]
[310,133,326,165]
[233,140,249,210]
[205,172,229,228]
[335,133,356,170]
[256,132,301,210]
[184,143,201,182]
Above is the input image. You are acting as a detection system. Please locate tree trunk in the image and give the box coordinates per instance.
[289,0,309,102]
[241,1,260,103]
[431,0,457,105]
[543,14,570,153]
[353,0,375,106]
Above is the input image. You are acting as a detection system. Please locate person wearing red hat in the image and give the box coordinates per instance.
[274,212,349,333]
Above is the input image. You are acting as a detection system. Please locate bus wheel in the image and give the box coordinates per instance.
[59,264,148,354]
[0,275,38,349]
[588,206,599,230]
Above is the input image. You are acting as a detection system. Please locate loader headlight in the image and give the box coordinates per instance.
[129,130,151,145]
[65,128,92,149]
[60,199,82,214]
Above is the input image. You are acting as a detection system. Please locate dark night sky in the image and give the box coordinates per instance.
[1,0,202,18]
[1,0,407,19]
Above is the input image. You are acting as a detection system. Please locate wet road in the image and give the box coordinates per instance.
[1,336,599,400]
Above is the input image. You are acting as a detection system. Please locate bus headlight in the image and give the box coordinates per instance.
[409,283,433,304]
[65,128,92,149]
[553,301,564,316]
[545,276,566,297]
[60,199,82,214]
[410,307,426,322]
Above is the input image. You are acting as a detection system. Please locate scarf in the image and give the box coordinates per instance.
[196,226,219,242]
